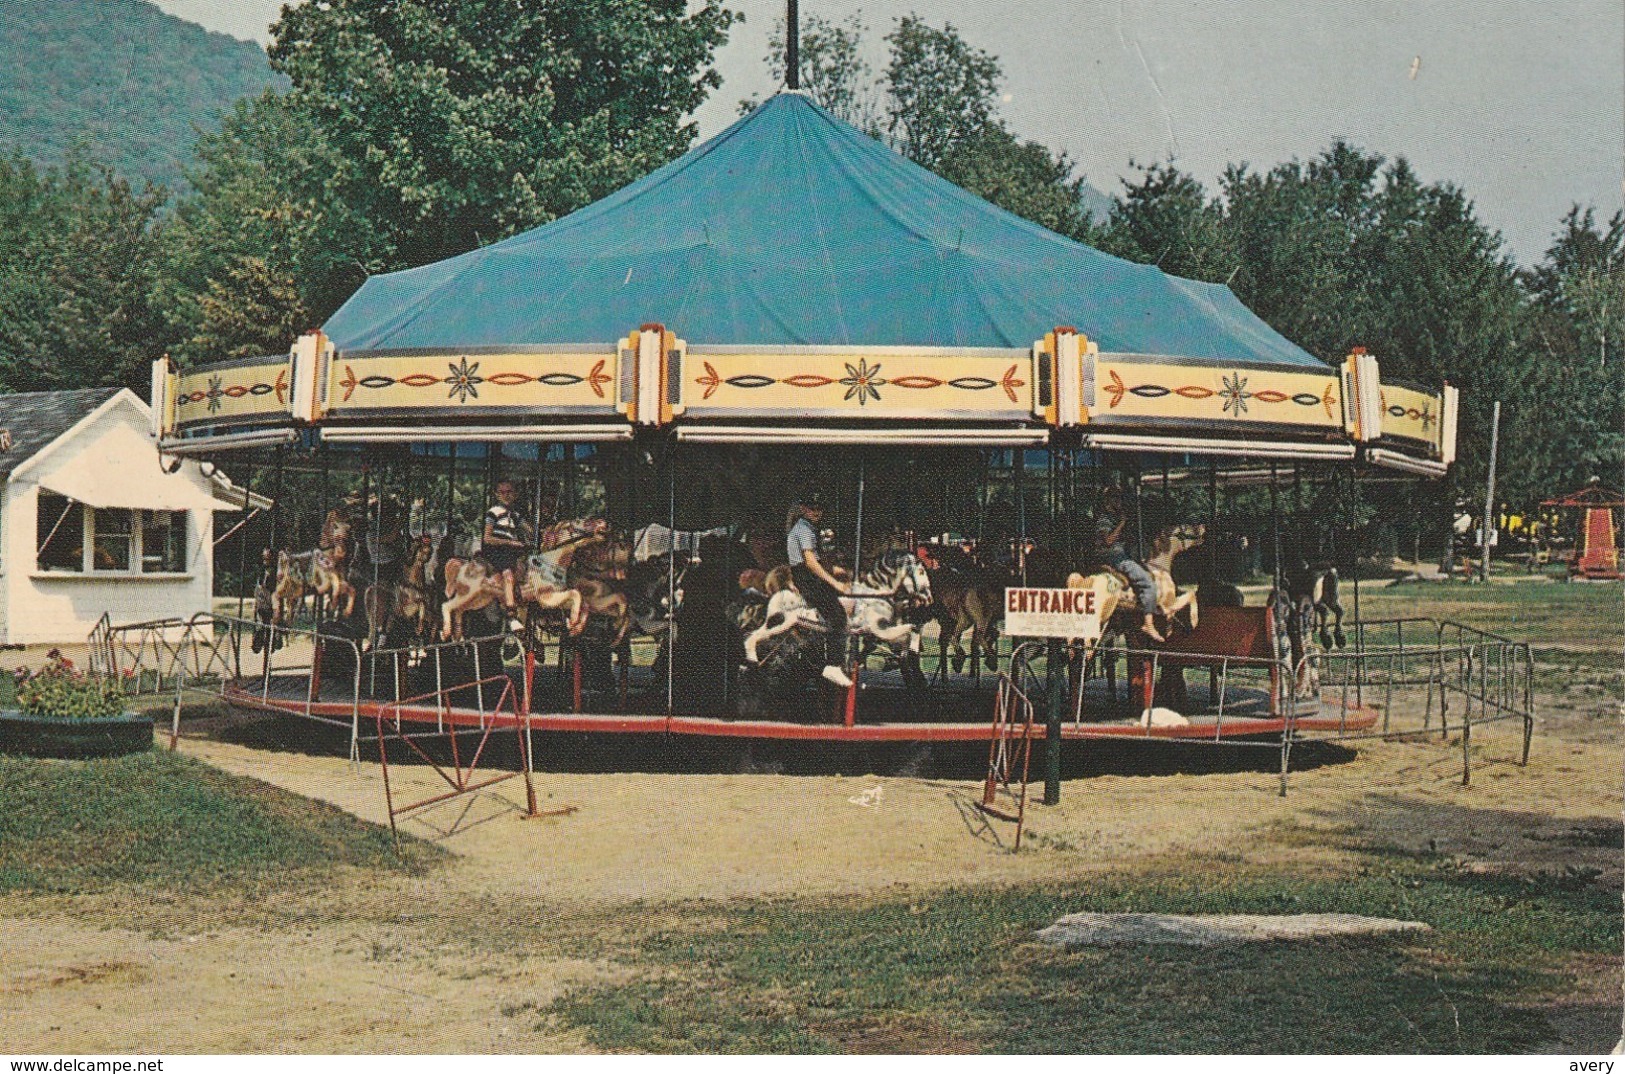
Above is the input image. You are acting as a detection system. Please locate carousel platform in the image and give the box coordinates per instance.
[218,665,1378,743]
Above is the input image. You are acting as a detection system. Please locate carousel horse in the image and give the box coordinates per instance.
[364,536,435,646]
[916,542,1005,680]
[1272,557,1346,697]
[272,516,356,623]
[440,517,605,641]
[251,549,283,655]
[740,548,932,667]
[1064,522,1207,648]
[546,518,634,647]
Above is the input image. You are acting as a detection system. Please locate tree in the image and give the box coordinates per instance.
[749,13,1102,241]
[751,11,880,133]
[155,91,360,364]
[1523,207,1625,489]
[0,154,168,392]
[267,0,738,270]
[1095,161,1233,282]
[881,15,1001,172]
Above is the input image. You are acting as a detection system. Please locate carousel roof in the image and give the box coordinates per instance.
[324,93,1323,368]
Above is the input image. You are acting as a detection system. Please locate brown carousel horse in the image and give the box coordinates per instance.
[364,536,435,645]
[273,514,357,623]
[913,541,1006,680]
[546,519,634,647]
[439,517,606,641]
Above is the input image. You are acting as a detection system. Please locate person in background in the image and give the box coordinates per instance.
[786,493,853,688]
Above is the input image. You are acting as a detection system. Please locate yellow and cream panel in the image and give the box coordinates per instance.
[318,345,626,421]
[1077,353,1344,433]
[674,344,1037,422]
[164,354,294,435]
[1378,381,1455,461]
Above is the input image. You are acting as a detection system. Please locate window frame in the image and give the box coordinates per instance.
[36,492,190,576]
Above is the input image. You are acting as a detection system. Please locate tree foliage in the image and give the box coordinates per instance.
[750,13,1106,241]
[1522,208,1625,489]
[0,154,167,392]
[155,92,360,364]
[266,0,738,271]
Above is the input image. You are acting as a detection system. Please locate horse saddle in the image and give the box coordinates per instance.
[1084,563,1134,600]
[525,553,569,590]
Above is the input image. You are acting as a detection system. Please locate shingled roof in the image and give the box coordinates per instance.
[0,387,124,480]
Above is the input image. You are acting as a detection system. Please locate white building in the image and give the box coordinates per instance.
[0,387,243,644]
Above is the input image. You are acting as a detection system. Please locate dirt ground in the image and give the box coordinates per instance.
[2,670,1617,1054]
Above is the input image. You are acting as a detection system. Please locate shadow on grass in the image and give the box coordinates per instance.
[535,860,1619,1054]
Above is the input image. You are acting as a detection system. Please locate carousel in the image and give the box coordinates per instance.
[123,90,1485,783]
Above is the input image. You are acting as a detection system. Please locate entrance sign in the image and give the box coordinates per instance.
[1004,583,1105,641]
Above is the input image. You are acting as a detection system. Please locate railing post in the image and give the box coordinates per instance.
[1278,654,1294,797]
[1461,653,1474,787]
[1521,644,1534,766]
[169,649,184,751]
[350,638,362,764]
[1044,639,1064,805]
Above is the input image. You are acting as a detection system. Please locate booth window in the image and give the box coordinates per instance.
[36,493,189,574]
[141,510,187,573]
[36,492,85,572]
[93,508,135,571]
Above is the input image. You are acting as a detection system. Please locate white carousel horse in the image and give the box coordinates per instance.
[742,549,932,666]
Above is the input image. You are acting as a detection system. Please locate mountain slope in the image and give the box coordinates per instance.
[0,0,278,190]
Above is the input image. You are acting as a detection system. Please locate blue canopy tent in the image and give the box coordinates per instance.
[325,93,1323,371]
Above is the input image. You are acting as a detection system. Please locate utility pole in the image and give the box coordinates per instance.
[1479,400,1501,582]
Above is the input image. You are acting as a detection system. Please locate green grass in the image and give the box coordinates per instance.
[0,750,441,894]
[1354,580,1622,649]
[538,861,1619,1054]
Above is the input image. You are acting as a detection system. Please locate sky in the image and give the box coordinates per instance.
[155,0,1623,264]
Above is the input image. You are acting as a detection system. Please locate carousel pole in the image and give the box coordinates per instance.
[1016,448,1028,584]
[1044,446,1063,807]
[268,447,286,688]
[853,452,866,578]
[667,438,677,718]
[976,449,988,548]
[235,460,255,626]
[848,451,866,711]
[1269,462,1282,592]
[1207,460,1219,582]
[362,461,379,690]
[1132,470,1145,562]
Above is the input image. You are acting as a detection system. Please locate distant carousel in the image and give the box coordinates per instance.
[118,91,1518,807]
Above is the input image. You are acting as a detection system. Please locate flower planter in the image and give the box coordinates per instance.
[0,710,153,759]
